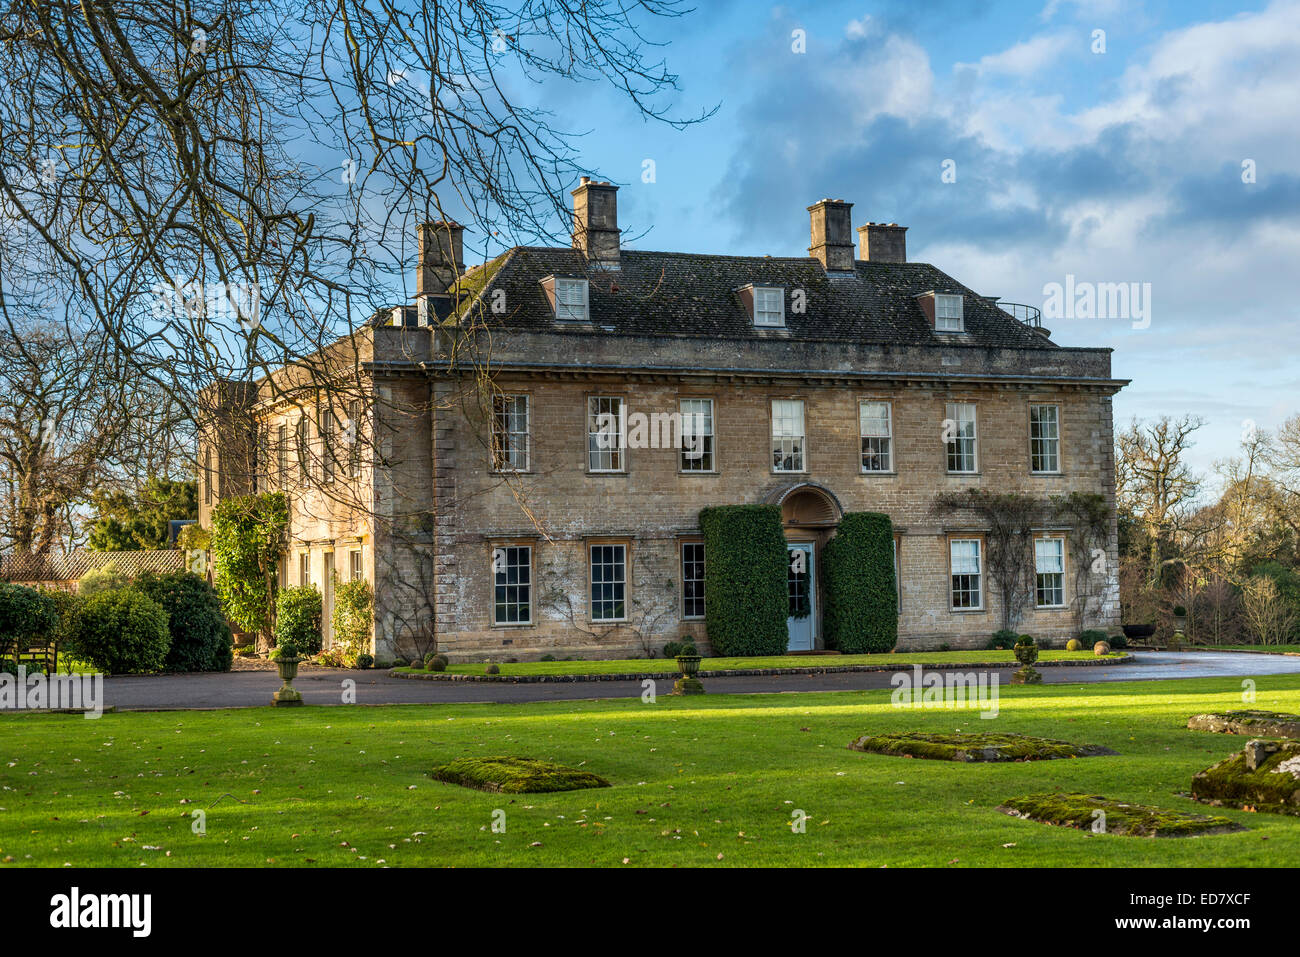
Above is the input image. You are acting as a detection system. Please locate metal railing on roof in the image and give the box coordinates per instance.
[997,301,1042,328]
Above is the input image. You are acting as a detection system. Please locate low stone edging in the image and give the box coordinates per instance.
[388,653,1133,684]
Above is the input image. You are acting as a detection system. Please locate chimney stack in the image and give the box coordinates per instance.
[808,199,855,272]
[857,222,907,263]
[417,221,465,297]
[571,178,620,265]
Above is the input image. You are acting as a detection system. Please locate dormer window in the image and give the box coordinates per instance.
[554,277,589,321]
[935,294,964,333]
[753,286,784,327]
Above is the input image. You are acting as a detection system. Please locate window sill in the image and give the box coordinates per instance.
[949,606,986,614]
[946,471,981,477]
[679,469,719,476]
[491,621,535,629]
[1034,605,1068,611]
[1030,471,1063,477]
[859,470,897,477]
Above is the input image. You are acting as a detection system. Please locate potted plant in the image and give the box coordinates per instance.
[1011,635,1042,685]
[1171,605,1188,633]
[675,642,701,676]
[673,642,705,695]
[270,638,304,706]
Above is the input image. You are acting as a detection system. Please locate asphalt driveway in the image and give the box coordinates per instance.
[53,649,1300,711]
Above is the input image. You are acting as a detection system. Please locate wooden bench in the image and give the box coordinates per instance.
[11,641,58,675]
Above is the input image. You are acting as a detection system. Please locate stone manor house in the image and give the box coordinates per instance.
[199,181,1125,663]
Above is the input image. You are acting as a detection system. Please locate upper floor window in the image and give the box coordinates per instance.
[935,294,964,332]
[555,278,589,321]
[320,409,336,485]
[680,398,715,472]
[859,400,893,472]
[771,399,806,472]
[945,402,977,473]
[492,394,531,471]
[587,396,624,472]
[347,399,363,479]
[1030,404,1060,473]
[203,448,213,505]
[1034,536,1065,608]
[753,286,784,327]
[950,538,983,610]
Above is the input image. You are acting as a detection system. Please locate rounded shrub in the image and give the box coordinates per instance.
[698,504,788,657]
[429,657,447,672]
[1093,640,1112,656]
[987,629,1018,650]
[76,562,130,597]
[1079,629,1109,646]
[1109,633,1128,649]
[134,571,234,673]
[331,578,373,668]
[662,640,682,659]
[68,588,170,674]
[393,657,409,669]
[677,641,698,657]
[356,653,374,670]
[822,512,898,654]
[274,585,322,658]
[485,663,500,675]
[0,582,60,658]
[1066,638,1083,651]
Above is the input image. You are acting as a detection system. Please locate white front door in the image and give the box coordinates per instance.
[786,543,815,652]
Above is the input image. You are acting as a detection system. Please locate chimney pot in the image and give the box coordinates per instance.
[857,222,908,263]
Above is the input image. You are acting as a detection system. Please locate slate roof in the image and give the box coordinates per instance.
[0,548,186,584]
[438,246,1055,350]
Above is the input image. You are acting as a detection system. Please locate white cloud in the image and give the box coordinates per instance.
[955,33,1073,77]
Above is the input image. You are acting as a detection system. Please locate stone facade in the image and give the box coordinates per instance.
[200,186,1126,663]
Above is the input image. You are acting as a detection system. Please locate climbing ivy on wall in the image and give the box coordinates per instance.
[211,492,289,641]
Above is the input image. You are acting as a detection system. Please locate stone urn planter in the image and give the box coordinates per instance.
[273,653,304,706]
[673,655,705,695]
[1011,639,1042,685]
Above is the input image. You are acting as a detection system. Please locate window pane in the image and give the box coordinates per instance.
[950,539,981,609]
[859,401,892,471]
[772,399,805,472]
[587,396,624,471]
[945,402,977,472]
[590,544,627,621]
[493,546,532,624]
[492,394,530,470]
[681,542,706,618]
[1030,405,1060,472]
[680,398,715,471]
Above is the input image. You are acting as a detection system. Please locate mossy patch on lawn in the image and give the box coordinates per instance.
[999,792,1244,837]
[428,756,611,794]
[1192,739,1300,816]
[1187,710,1300,739]
[849,731,1117,762]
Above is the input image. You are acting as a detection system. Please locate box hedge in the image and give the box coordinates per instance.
[698,504,789,657]
[822,512,898,654]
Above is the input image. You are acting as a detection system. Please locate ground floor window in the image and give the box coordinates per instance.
[949,538,982,610]
[349,549,363,581]
[590,543,627,622]
[492,545,533,625]
[1035,536,1066,607]
[299,552,310,587]
[681,541,705,619]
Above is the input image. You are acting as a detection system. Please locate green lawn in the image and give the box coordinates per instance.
[2,674,1298,867]
[396,648,1122,677]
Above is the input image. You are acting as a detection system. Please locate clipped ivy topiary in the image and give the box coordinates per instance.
[822,512,898,654]
[698,504,788,657]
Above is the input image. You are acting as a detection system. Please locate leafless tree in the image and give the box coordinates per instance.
[1117,415,1205,585]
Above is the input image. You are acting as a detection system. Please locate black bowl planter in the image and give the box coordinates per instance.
[1122,624,1156,640]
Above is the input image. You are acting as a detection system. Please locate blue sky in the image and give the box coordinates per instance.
[476,0,1299,483]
